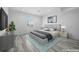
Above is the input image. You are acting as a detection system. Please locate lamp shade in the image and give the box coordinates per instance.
[61,26,66,32]
[61,26,66,29]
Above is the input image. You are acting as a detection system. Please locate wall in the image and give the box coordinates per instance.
[8,9,43,35]
[60,8,79,40]
[42,9,61,26]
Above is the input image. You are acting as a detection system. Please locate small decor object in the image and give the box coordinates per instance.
[48,15,57,23]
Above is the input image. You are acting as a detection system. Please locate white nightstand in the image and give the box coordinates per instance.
[59,31,68,38]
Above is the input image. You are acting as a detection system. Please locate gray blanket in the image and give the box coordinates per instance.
[30,30,53,41]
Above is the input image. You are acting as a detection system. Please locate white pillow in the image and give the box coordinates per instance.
[49,28,54,31]
[0,29,6,36]
[43,28,48,30]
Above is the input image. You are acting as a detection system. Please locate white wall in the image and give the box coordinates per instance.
[60,8,79,40]
[8,9,43,35]
[42,9,61,26]
[42,8,79,40]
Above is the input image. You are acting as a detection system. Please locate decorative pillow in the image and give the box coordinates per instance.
[49,28,54,31]
[43,28,50,31]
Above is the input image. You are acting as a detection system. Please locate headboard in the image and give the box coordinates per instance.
[44,23,61,31]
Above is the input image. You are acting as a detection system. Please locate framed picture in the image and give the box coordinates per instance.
[48,15,57,23]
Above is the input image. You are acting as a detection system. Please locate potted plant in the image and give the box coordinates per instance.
[6,21,16,35]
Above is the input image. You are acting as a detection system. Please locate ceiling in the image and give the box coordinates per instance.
[10,7,61,16]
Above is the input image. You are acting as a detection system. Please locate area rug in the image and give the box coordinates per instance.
[26,35,60,52]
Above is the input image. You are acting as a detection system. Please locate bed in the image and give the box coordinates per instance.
[29,24,62,44]
[29,29,60,44]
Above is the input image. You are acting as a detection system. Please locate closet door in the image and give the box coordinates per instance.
[0,9,3,30]
[2,10,5,30]
[0,8,8,30]
[2,8,8,29]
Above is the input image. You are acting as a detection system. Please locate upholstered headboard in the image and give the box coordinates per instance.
[44,24,61,31]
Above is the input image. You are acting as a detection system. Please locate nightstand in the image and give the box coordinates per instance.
[59,31,68,38]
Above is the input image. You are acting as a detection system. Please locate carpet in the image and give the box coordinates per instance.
[26,35,60,52]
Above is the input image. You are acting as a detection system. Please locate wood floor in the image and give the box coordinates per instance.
[9,35,29,52]
[9,35,40,52]
[8,34,79,52]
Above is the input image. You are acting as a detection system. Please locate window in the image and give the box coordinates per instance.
[26,16,33,26]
